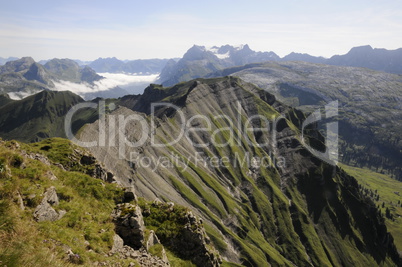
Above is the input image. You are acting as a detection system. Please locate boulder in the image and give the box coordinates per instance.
[145,230,160,251]
[33,186,65,222]
[112,203,145,249]
[111,234,124,254]
[44,170,57,180]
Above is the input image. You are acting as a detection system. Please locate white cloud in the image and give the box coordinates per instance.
[8,90,42,100]
[52,73,158,98]
[98,73,159,86]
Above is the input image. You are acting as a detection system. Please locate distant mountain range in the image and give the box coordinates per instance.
[2,44,401,85]
[0,57,129,100]
[156,44,402,86]
[0,56,19,65]
[157,44,279,86]
[281,45,402,73]
[88,57,171,74]
[326,45,402,73]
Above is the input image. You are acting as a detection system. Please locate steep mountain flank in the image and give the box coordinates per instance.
[77,77,401,266]
[212,61,402,180]
[0,90,85,142]
[44,58,103,84]
[340,164,402,253]
[0,94,13,106]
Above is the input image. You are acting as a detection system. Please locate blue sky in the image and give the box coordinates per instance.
[1,0,401,60]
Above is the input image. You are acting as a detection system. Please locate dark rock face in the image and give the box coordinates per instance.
[79,66,103,84]
[112,203,145,249]
[111,204,171,266]
[24,63,54,86]
[172,211,222,267]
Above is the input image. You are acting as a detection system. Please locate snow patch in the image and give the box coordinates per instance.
[215,52,230,59]
[204,46,231,59]
[98,73,158,85]
[205,46,219,53]
[233,44,245,50]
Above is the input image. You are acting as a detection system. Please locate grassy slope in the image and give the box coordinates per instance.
[0,138,224,267]
[0,138,133,266]
[341,163,402,252]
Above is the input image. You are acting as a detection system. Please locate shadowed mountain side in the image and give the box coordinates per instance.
[0,90,88,142]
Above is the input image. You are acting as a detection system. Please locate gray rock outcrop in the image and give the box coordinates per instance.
[111,234,124,254]
[112,203,145,249]
[111,205,170,267]
[33,186,65,222]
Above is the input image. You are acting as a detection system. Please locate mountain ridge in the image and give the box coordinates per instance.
[76,76,401,266]
[0,90,85,142]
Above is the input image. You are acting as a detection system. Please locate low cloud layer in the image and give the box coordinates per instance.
[8,90,42,100]
[52,73,159,98]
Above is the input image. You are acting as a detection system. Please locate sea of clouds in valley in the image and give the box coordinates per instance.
[52,72,158,99]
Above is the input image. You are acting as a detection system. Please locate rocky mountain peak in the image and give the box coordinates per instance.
[24,62,54,86]
[1,56,36,74]
[348,45,374,54]
[182,45,210,61]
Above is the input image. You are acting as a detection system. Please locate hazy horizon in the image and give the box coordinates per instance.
[1,0,402,61]
[1,43,400,63]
